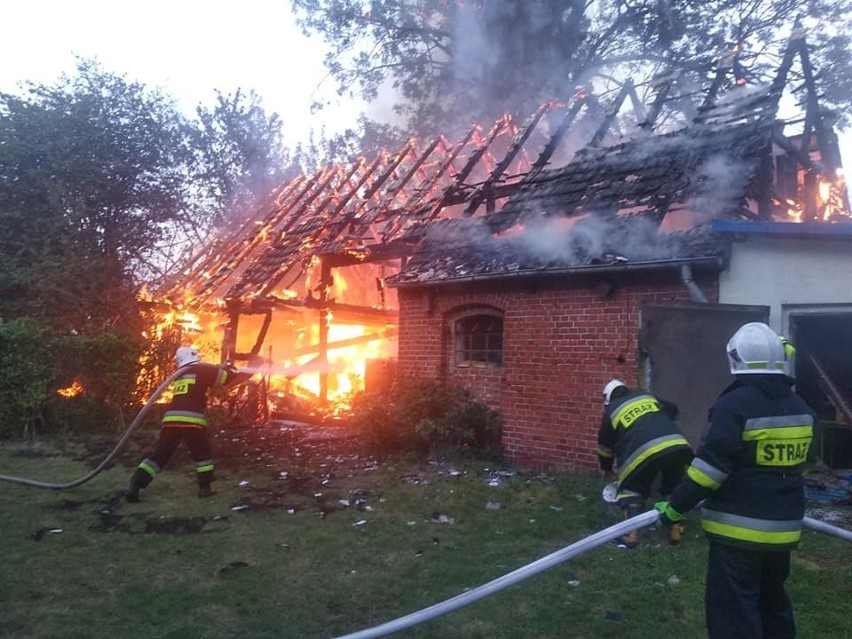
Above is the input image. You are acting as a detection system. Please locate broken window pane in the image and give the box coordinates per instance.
[454,315,503,367]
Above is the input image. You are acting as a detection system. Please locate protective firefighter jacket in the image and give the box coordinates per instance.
[161,362,240,428]
[668,375,815,550]
[597,389,692,484]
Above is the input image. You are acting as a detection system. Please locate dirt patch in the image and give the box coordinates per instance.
[93,492,232,535]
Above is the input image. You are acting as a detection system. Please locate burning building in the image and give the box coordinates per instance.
[151,30,852,470]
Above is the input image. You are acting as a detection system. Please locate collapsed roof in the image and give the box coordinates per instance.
[153,29,848,307]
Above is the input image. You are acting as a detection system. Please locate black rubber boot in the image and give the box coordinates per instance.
[125,469,148,503]
[198,483,215,498]
[125,480,142,503]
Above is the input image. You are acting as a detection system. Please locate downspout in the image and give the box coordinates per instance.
[680,264,708,303]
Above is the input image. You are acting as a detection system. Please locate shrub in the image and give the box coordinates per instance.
[0,318,148,438]
[0,318,59,438]
[347,378,502,458]
[50,329,147,435]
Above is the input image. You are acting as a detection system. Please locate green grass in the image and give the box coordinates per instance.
[1,439,850,639]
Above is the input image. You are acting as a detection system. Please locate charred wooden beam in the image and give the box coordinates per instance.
[810,354,852,430]
[796,36,837,175]
[530,96,587,174]
[771,133,824,174]
[318,258,331,402]
[363,140,416,199]
[248,309,273,359]
[221,299,242,364]
[590,79,637,147]
[639,70,675,130]
[463,103,553,216]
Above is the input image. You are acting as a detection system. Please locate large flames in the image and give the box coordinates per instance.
[143,261,399,418]
[773,168,851,223]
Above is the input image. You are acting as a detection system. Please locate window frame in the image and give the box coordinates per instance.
[451,311,504,369]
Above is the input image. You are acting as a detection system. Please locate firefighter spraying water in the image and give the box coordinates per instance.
[125,347,255,501]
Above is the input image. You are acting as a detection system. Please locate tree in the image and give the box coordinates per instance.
[0,59,302,433]
[292,0,852,140]
[191,89,297,225]
[0,58,193,334]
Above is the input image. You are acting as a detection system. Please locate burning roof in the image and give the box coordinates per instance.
[153,29,848,305]
[388,43,852,287]
[153,105,572,312]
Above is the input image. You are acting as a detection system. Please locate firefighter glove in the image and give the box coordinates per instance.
[654,501,683,527]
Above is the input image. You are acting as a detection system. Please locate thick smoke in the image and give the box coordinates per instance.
[687,153,753,222]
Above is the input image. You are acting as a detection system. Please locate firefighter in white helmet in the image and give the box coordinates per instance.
[597,378,693,548]
[125,347,252,501]
[655,322,815,639]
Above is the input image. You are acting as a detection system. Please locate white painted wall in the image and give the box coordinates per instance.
[718,235,852,333]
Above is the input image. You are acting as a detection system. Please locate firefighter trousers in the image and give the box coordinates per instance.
[706,542,795,639]
[135,426,215,489]
[616,447,692,508]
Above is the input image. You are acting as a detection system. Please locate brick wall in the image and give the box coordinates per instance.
[396,270,718,471]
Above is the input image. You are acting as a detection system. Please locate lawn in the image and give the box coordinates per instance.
[1,422,850,639]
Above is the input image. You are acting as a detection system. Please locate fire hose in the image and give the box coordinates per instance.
[331,511,852,639]
[0,366,188,490]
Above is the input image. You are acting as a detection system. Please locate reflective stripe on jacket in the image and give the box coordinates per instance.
[598,390,691,485]
[670,376,815,550]
[161,362,233,428]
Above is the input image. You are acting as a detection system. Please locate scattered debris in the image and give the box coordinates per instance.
[219,561,249,574]
[32,527,64,541]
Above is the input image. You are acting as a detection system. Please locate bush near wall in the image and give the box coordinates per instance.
[347,378,502,458]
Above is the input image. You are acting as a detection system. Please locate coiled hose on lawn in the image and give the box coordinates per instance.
[0,367,187,490]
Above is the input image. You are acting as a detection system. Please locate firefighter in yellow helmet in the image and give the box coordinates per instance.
[125,347,252,501]
[655,323,815,639]
[597,379,693,548]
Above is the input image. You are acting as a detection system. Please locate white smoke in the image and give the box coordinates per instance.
[686,153,752,221]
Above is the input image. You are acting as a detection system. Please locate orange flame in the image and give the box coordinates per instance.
[57,379,84,398]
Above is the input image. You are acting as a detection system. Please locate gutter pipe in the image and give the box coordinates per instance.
[679,263,709,303]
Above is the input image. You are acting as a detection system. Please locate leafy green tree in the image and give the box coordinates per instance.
[292,0,852,138]
[0,58,307,435]
[191,89,296,224]
[0,57,192,334]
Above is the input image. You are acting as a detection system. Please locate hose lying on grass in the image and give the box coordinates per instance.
[0,367,187,490]
[332,509,661,639]
[331,511,852,639]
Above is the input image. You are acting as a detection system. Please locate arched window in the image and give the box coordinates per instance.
[454,314,503,368]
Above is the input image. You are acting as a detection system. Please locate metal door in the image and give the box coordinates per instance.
[639,303,769,446]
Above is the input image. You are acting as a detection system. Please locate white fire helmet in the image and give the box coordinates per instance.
[726,322,787,375]
[602,379,627,405]
[176,346,202,368]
